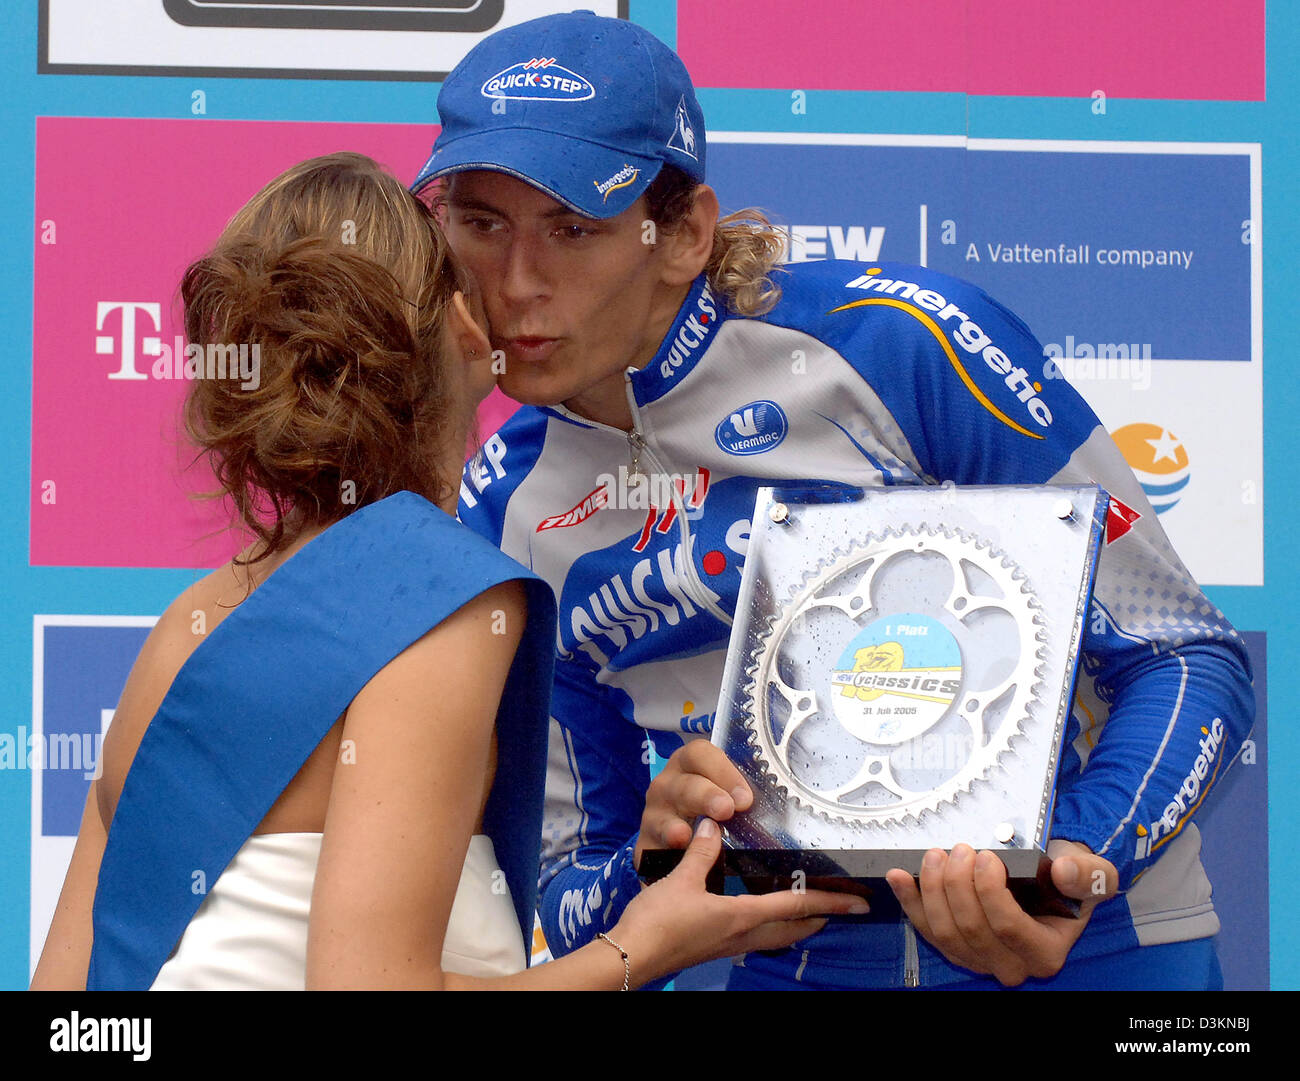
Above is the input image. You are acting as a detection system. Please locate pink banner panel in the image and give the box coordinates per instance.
[32,117,517,569]
[677,0,1265,101]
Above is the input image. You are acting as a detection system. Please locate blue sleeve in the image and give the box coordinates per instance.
[535,660,649,956]
[1050,604,1254,889]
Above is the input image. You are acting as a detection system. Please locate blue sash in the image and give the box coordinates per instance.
[86,491,556,990]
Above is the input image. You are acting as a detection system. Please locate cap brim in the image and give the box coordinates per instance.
[411,128,662,219]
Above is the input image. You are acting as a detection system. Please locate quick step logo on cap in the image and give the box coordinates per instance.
[481,57,594,101]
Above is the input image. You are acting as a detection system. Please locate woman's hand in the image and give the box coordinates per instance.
[612,818,871,987]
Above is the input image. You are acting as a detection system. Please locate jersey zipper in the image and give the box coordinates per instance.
[622,382,732,626]
[903,919,920,988]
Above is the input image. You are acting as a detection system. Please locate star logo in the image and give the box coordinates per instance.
[1144,428,1183,465]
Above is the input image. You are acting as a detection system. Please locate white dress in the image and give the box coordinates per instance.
[150,833,525,990]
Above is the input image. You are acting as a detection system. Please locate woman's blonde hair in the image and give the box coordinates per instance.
[182,152,469,564]
[643,165,786,317]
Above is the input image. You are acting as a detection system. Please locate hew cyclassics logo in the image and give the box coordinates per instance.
[830,614,962,745]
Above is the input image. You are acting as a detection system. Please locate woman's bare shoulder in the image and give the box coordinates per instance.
[95,560,257,826]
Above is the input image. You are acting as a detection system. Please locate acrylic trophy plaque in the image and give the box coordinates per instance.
[640,482,1107,919]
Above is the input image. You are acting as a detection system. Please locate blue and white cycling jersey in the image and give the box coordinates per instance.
[458,260,1254,988]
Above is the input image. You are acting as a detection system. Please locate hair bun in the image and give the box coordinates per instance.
[180,153,463,562]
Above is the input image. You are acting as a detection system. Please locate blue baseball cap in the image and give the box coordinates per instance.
[412,10,706,219]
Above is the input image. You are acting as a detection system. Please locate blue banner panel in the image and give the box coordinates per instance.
[38,623,152,837]
[709,139,1253,362]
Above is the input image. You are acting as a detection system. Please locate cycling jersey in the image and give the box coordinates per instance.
[458,260,1255,988]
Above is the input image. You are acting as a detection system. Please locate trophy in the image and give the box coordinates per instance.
[642,482,1107,918]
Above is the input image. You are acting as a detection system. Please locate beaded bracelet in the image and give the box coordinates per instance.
[596,932,630,991]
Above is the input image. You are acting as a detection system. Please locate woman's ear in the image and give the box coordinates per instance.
[448,290,493,363]
[656,184,719,288]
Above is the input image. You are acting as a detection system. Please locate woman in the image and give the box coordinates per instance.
[31,153,865,991]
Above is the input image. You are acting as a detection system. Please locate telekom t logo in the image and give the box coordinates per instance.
[96,301,161,381]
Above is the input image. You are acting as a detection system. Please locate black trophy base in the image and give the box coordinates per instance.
[637,847,1079,921]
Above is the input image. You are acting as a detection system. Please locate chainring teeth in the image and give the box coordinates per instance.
[741,523,1046,829]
